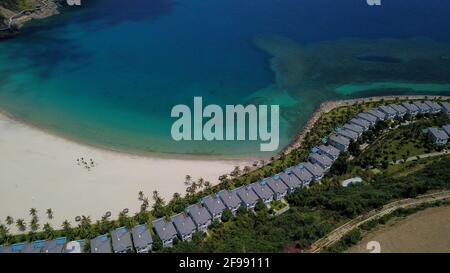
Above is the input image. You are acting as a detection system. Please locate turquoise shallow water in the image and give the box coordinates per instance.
[0,0,449,157]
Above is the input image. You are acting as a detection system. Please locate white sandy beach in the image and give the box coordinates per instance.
[0,113,252,233]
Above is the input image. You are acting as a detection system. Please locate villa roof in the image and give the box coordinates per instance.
[442,125,450,136]
[24,240,46,253]
[90,234,111,253]
[401,102,419,112]
[252,180,274,201]
[302,162,325,179]
[329,135,350,146]
[367,109,386,120]
[152,218,177,242]
[290,165,313,184]
[131,224,153,250]
[309,152,333,168]
[357,112,377,123]
[389,103,407,114]
[43,237,66,253]
[350,118,370,128]
[236,185,259,206]
[278,171,302,189]
[202,194,226,216]
[111,227,132,252]
[218,189,241,210]
[171,213,196,237]
[440,102,450,112]
[266,177,288,195]
[429,128,449,140]
[378,105,397,115]
[413,101,431,112]
[343,123,364,134]
[318,145,340,159]
[188,203,213,226]
[337,129,358,141]
[424,100,442,111]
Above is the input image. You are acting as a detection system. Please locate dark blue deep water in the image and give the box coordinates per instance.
[0,0,449,156]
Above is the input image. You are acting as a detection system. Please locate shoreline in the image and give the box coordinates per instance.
[282,95,450,155]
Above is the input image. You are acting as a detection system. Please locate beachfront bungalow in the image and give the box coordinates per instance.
[302,162,325,181]
[378,105,397,119]
[424,101,442,114]
[43,237,66,253]
[171,213,196,241]
[278,171,302,192]
[389,104,408,118]
[401,102,419,116]
[252,180,274,204]
[24,240,46,253]
[131,224,153,253]
[218,189,241,215]
[329,135,350,152]
[111,227,133,253]
[317,145,340,161]
[64,240,86,253]
[236,185,259,209]
[367,109,386,121]
[187,203,213,232]
[440,102,450,115]
[442,125,450,137]
[291,165,313,187]
[266,177,288,200]
[202,194,226,220]
[337,128,358,142]
[90,234,112,253]
[428,128,449,145]
[0,243,26,253]
[152,218,178,247]
[343,123,364,136]
[357,112,377,126]
[349,118,370,131]
[413,101,431,114]
[309,152,333,171]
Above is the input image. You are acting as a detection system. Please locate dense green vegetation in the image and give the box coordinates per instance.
[1,97,449,253]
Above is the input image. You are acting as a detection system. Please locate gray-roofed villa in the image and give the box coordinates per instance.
[131,224,153,253]
[187,203,213,232]
[111,227,133,253]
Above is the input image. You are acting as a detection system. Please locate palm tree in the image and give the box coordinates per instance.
[30,217,39,233]
[43,223,54,239]
[197,178,205,189]
[172,192,181,200]
[29,208,37,217]
[0,224,9,242]
[62,220,71,236]
[184,175,192,186]
[138,191,144,201]
[46,208,53,220]
[16,219,26,232]
[5,216,14,226]
[140,197,149,212]
[204,181,211,189]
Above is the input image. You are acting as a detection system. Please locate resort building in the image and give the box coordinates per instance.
[43,237,66,253]
[236,185,259,209]
[131,224,153,253]
[343,123,364,136]
[309,152,333,171]
[401,102,419,116]
[111,227,133,253]
[442,124,450,137]
[302,162,325,181]
[290,165,313,187]
[337,128,358,142]
[202,194,226,220]
[0,243,26,253]
[90,234,112,253]
[349,118,370,131]
[64,240,86,253]
[357,112,377,126]
[413,101,431,114]
[24,240,46,253]
[187,203,213,232]
[252,180,275,204]
[428,128,449,145]
[171,213,196,241]
[440,102,450,115]
[266,177,289,200]
[278,171,302,192]
[367,109,386,121]
[424,100,442,114]
[378,105,397,119]
[218,189,242,214]
[317,145,340,161]
[152,218,178,247]
[329,135,350,152]
[389,104,408,117]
